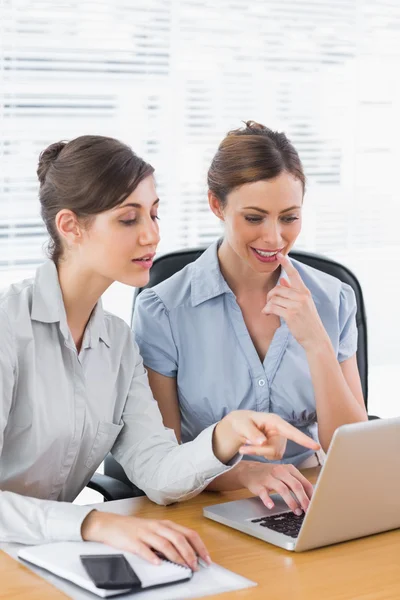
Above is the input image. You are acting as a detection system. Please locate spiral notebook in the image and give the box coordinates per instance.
[18,541,192,597]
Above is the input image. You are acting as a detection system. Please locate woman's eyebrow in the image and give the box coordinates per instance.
[115,198,160,210]
[243,204,301,214]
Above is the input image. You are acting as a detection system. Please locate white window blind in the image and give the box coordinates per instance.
[1,0,400,416]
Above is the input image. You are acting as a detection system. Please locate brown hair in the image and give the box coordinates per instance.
[207,121,305,206]
[37,135,154,262]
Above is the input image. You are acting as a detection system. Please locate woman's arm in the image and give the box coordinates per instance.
[263,253,367,453]
[304,346,366,451]
[146,368,181,442]
[0,308,95,545]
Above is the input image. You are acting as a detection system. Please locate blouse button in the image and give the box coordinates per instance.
[258,379,266,387]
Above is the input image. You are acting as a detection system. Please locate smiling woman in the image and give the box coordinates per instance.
[133,120,368,515]
[206,121,304,277]
[212,176,302,272]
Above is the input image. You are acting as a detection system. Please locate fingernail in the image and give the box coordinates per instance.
[256,437,266,445]
[205,555,212,565]
[295,509,302,516]
[191,561,199,571]
[153,558,161,565]
[198,557,209,568]
[267,503,274,510]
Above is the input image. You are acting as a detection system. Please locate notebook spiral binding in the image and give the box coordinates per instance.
[154,551,193,572]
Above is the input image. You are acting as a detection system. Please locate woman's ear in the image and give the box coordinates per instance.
[55,209,83,249]
[208,190,225,222]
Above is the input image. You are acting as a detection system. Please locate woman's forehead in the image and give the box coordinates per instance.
[228,175,303,208]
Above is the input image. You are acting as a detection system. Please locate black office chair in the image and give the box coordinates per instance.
[91,246,376,501]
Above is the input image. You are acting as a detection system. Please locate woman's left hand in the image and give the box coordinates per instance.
[262,252,328,351]
[238,462,314,514]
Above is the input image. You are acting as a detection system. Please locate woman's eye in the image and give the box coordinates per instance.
[120,219,136,226]
[120,215,159,225]
[281,216,299,223]
[245,215,263,223]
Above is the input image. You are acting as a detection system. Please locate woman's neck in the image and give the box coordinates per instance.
[56,259,112,349]
[218,239,280,297]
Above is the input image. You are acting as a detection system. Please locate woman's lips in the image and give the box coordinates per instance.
[251,247,282,263]
[132,253,155,269]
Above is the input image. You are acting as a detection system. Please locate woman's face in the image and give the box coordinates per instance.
[215,172,303,274]
[77,175,160,287]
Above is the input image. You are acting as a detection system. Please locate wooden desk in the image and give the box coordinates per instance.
[2,467,400,599]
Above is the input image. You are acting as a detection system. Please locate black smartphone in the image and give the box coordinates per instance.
[80,554,142,590]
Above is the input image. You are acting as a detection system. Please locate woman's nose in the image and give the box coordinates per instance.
[139,218,160,246]
[261,221,283,248]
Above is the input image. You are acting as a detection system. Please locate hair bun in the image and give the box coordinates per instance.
[243,120,270,134]
[37,141,67,185]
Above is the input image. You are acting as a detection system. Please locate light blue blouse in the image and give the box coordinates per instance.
[133,241,358,466]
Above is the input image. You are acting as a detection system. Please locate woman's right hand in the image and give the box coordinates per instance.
[81,511,211,571]
[213,410,320,464]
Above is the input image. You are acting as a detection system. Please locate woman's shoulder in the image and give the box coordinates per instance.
[0,277,35,360]
[0,276,35,319]
[137,243,223,313]
[136,261,196,313]
[290,258,354,308]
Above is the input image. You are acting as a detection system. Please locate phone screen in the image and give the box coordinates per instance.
[80,554,142,590]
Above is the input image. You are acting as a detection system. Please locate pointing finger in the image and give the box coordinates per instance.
[252,413,320,451]
[274,421,320,450]
[276,253,305,289]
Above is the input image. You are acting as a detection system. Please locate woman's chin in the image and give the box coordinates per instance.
[117,270,150,288]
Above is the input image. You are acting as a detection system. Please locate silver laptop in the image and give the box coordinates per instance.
[204,417,400,552]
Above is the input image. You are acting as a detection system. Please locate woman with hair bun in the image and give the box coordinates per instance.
[0,134,319,566]
[133,121,367,516]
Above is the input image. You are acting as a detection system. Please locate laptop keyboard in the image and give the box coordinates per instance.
[251,512,305,538]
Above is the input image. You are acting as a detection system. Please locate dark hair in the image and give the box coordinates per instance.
[207,121,305,206]
[37,135,154,262]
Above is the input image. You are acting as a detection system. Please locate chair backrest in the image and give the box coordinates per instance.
[132,246,369,407]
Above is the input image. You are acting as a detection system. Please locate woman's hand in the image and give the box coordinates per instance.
[81,512,210,571]
[213,410,320,464]
[262,252,329,351]
[238,462,314,514]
